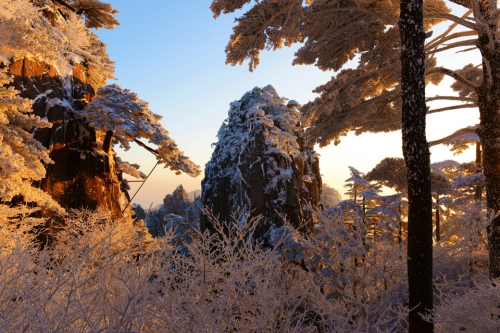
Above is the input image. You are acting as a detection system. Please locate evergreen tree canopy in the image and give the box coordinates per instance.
[81,84,201,177]
[210,0,451,146]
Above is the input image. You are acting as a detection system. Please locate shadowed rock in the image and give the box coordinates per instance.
[201,86,322,246]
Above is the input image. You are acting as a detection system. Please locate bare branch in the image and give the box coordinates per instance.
[427,9,473,49]
[427,39,478,54]
[427,103,477,114]
[426,30,477,50]
[426,95,477,103]
[456,47,478,53]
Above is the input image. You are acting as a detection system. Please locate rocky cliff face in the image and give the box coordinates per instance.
[5,57,126,218]
[201,86,322,245]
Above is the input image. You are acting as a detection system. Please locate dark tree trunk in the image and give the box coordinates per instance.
[103,130,114,154]
[473,1,500,281]
[398,203,403,244]
[400,0,434,330]
[477,52,500,281]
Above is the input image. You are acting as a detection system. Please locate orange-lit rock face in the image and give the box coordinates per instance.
[6,58,125,218]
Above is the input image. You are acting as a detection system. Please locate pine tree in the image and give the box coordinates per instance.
[79,84,201,177]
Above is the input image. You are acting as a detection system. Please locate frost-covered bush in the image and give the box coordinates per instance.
[431,281,500,332]
[0,209,326,332]
[284,210,410,332]
[0,201,493,332]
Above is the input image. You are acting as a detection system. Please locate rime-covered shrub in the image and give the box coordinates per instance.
[0,209,327,332]
[0,201,494,332]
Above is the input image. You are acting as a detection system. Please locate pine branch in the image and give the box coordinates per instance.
[426,9,473,51]
[427,103,477,114]
[456,47,477,53]
[427,39,478,54]
[426,95,477,103]
[54,0,76,12]
[133,138,159,156]
[429,126,477,147]
[425,13,477,31]
[427,67,480,88]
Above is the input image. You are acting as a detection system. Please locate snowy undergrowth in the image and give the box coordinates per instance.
[0,209,322,332]
[0,206,494,332]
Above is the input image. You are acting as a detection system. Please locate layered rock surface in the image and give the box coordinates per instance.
[201,86,322,244]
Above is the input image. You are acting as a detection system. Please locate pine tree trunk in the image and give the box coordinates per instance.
[477,49,500,281]
[398,203,403,244]
[472,1,500,280]
[103,130,114,154]
[400,0,434,330]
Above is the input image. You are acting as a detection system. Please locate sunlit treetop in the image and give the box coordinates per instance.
[32,0,119,30]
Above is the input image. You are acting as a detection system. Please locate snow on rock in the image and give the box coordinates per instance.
[201,86,322,246]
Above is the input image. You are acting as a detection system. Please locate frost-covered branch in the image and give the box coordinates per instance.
[425,12,478,30]
[427,38,478,54]
[427,103,478,114]
[428,67,480,88]
[429,126,478,154]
